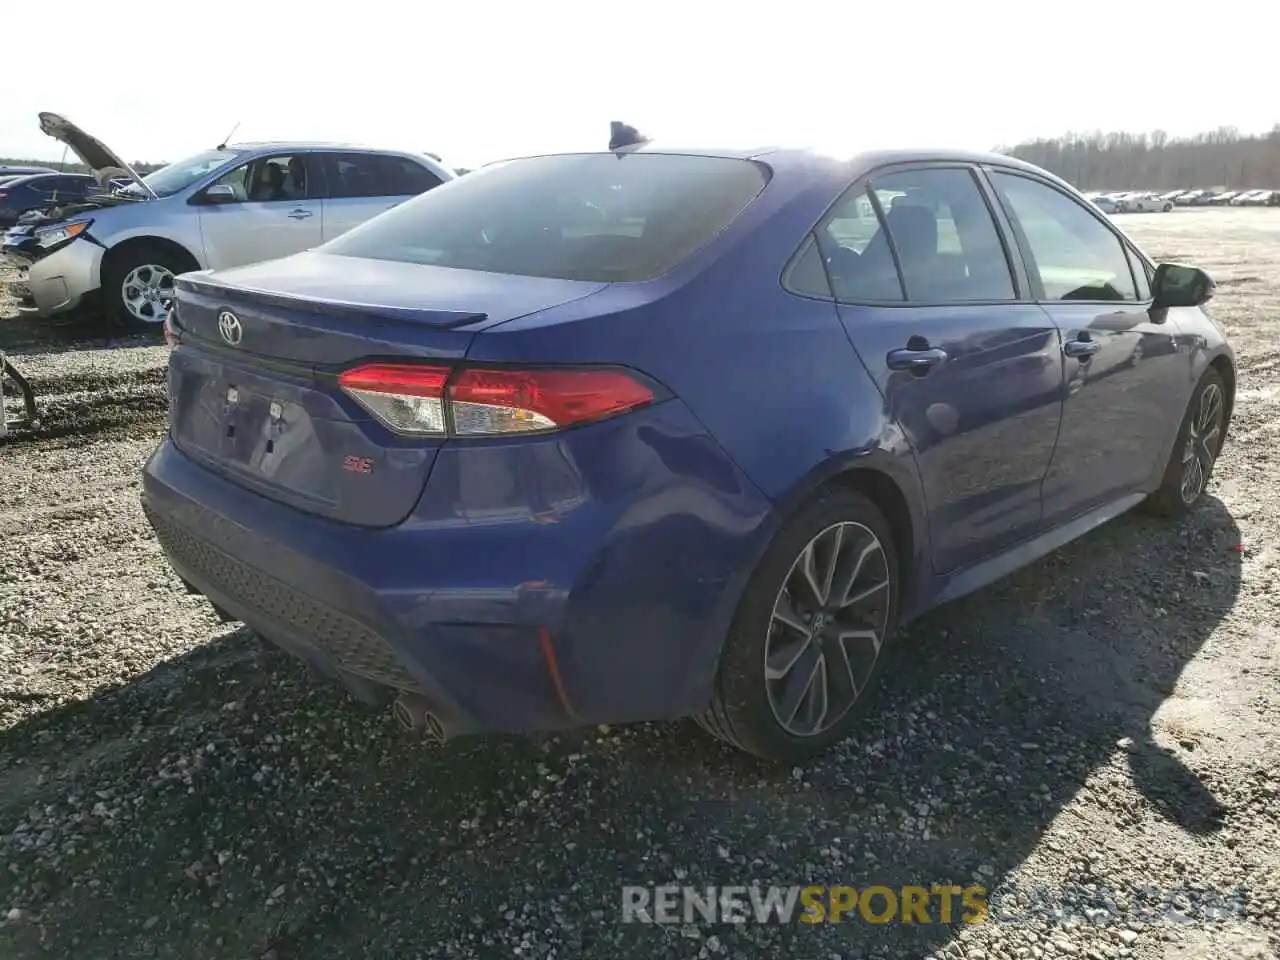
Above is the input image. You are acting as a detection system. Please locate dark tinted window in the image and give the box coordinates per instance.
[323,153,389,198]
[0,177,37,198]
[377,156,444,196]
[991,172,1138,302]
[44,176,93,199]
[785,233,833,298]
[323,153,769,282]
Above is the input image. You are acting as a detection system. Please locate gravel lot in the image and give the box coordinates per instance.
[1,209,1277,960]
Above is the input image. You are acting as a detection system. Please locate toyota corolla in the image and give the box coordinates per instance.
[142,140,1234,762]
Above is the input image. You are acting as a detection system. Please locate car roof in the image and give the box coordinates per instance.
[489,142,1064,184]
[227,141,422,154]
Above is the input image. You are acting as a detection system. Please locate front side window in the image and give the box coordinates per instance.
[816,166,1016,302]
[990,172,1138,302]
[322,153,769,283]
[1126,246,1152,300]
[207,155,315,203]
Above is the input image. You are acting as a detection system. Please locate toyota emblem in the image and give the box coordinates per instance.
[217,310,242,346]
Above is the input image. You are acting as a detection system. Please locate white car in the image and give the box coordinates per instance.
[8,112,455,327]
[1115,192,1173,213]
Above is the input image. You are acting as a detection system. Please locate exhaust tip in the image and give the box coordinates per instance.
[393,693,450,745]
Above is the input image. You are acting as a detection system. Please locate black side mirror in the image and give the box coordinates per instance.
[1152,262,1214,309]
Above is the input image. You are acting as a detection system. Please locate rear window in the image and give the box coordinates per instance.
[321,153,769,282]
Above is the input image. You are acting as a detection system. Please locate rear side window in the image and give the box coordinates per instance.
[322,153,769,282]
[377,156,444,196]
[870,168,1015,301]
[46,176,92,199]
[815,167,1015,302]
[322,153,388,198]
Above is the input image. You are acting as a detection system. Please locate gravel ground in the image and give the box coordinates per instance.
[0,209,1277,960]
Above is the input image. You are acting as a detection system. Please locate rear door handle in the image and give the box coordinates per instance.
[1063,336,1101,359]
[287,208,313,220]
[886,345,949,374]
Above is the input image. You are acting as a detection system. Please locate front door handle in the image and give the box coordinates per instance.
[886,343,949,374]
[1063,335,1101,359]
[287,208,314,220]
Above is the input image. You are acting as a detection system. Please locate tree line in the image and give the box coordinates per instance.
[1000,126,1280,190]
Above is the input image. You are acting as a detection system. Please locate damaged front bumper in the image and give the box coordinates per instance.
[4,230,103,318]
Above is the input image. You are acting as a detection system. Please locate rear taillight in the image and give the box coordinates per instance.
[336,363,656,437]
[337,364,451,435]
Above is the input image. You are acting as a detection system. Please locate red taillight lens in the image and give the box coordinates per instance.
[448,368,655,436]
[337,364,451,436]
[337,363,656,437]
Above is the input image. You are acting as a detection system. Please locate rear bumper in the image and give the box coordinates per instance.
[18,237,102,318]
[141,400,774,734]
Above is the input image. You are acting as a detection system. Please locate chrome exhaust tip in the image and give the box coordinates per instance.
[392,693,449,745]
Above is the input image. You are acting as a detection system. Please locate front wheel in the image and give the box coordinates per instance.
[102,243,193,329]
[1144,368,1228,518]
[696,488,901,762]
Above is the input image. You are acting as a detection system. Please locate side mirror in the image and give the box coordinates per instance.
[1152,262,1214,309]
[197,184,238,205]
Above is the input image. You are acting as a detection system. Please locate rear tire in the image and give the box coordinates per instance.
[102,243,195,330]
[1143,368,1227,518]
[696,488,901,762]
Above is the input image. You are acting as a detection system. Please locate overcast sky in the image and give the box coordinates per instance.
[3,0,1275,171]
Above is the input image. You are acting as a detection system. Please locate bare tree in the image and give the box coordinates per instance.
[997,127,1280,190]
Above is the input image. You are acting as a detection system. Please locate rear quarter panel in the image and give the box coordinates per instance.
[466,157,931,625]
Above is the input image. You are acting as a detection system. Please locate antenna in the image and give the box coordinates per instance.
[609,121,649,153]
[216,120,241,151]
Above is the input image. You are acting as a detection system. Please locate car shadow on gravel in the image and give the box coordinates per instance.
[0,498,1242,959]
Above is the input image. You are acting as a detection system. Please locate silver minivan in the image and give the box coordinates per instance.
[13,113,455,326]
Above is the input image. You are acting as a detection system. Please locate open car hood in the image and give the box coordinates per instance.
[37,112,157,199]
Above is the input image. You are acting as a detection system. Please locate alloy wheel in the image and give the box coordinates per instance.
[1179,381,1224,504]
[121,264,176,324]
[764,521,891,738]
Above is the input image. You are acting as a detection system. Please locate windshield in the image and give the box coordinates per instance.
[322,153,770,283]
[118,148,243,198]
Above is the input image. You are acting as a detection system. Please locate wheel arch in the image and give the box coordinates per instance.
[703,451,930,687]
[100,235,201,286]
[1207,352,1236,444]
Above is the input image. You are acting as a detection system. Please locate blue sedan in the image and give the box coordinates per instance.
[142,141,1234,762]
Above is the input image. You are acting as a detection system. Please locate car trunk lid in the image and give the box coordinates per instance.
[167,253,607,527]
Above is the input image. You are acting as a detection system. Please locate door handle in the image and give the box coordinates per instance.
[886,344,949,374]
[1063,336,1101,359]
[287,208,313,220]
